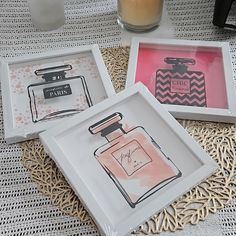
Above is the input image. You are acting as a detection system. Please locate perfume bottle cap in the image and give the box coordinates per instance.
[89,112,123,135]
[35,64,72,82]
[164,57,195,73]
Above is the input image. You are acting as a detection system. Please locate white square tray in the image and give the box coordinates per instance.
[40,83,217,236]
[126,37,236,123]
[0,45,115,144]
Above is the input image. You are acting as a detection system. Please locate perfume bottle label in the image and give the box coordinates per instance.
[155,70,207,107]
[43,84,72,99]
[112,140,152,176]
[170,79,190,94]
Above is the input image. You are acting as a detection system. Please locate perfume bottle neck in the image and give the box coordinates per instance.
[173,64,187,73]
[101,122,126,142]
[165,58,195,74]
[42,71,66,82]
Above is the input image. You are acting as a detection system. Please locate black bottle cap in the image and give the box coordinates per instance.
[164,57,195,73]
[35,64,72,82]
[88,112,123,135]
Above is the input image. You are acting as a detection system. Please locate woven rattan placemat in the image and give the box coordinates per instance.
[21,47,236,234]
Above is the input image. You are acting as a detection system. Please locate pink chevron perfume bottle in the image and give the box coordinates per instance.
[27,64,92,123]
[155,57,207,107]
[89,112,182,208]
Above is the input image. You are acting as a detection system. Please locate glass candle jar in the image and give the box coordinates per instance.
[28,0,65,31]
[117,0,164,32]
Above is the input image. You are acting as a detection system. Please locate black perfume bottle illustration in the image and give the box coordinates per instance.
[89,112,182,208]
[155,57,207,107]
[27,64,92,123]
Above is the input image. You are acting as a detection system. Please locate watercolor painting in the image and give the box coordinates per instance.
[135,44,228,109]
[89,112,182,208]
[9,55,97,128]
[27,64,92,123]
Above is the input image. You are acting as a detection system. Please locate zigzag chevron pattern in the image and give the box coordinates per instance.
[156,71,205,80]
[155,70,207,107]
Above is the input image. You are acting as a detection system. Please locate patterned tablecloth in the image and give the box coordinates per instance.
[0,0,236,236]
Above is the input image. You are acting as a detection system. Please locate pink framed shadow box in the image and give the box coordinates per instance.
[126,37,236,123]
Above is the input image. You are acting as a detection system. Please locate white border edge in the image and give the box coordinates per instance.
[1,44,115,144]
[126,37,236,123]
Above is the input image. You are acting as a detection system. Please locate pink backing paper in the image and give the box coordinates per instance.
[135,44,228,109]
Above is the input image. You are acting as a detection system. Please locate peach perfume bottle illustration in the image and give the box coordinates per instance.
[27,64,92,123]
[155,57,207,107]
[89,112,182,208]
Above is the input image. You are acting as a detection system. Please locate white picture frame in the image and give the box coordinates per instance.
[40,83,217,236]
[0,44,115,144]
[126,37,236,123]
